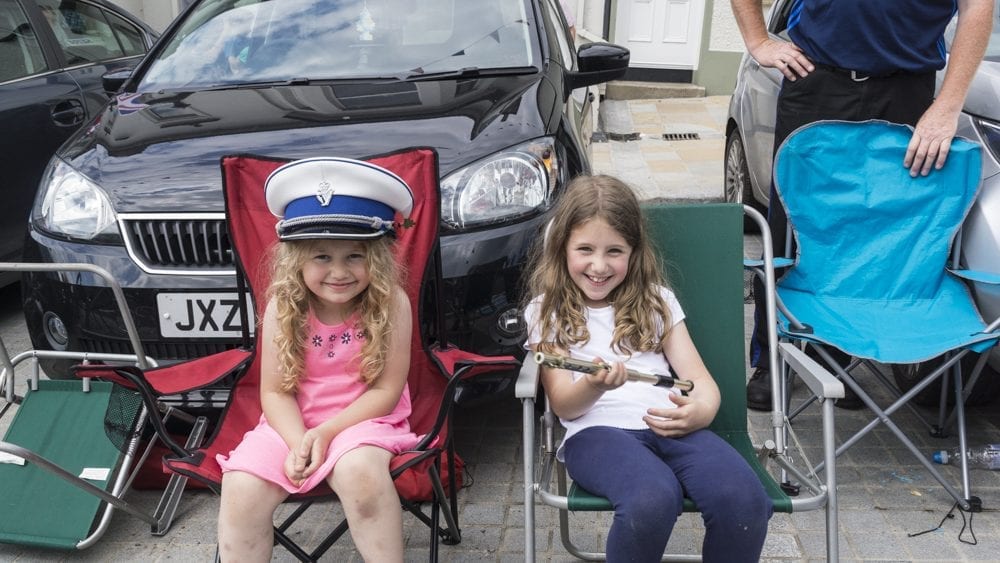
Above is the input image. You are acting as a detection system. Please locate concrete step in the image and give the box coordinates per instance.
[604,80,706,100]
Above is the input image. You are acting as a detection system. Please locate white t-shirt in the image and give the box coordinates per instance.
[523,286,685,459]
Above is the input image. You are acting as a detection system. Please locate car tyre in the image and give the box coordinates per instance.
[725,130,763,232]
[891,352,1000,407]
[38,357,77,380]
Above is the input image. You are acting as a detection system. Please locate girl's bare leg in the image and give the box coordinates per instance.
[218,470,289,562]
[328,446,403,562]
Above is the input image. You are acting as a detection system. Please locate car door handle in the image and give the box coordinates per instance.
[51,100,86,127]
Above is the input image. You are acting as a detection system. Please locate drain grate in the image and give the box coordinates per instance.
[606,131,642,142]
[662,132,700,141]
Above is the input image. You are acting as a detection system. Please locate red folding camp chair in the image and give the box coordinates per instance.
[76,147,518,561]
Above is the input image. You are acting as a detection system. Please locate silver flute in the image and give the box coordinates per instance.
[534,352,694,393]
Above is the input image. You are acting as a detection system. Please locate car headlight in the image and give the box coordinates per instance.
[32,159,120,242]
[974,117,1000,164]
[440,138,558,230]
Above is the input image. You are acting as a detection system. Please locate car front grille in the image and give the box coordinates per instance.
[119,213,234,275]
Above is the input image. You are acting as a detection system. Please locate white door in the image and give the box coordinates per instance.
[614,0,705,69]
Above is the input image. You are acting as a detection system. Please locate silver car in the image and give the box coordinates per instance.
[725,0,1000,404]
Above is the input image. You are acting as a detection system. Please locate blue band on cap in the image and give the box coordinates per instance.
[284,195,395,224]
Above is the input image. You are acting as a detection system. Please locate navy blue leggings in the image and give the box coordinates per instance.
[563,427,772,563]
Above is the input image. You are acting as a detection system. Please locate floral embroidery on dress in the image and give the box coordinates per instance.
[311,322,365,358]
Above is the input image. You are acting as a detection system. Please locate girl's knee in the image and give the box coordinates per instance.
[220,471,287,525]
[618,478,683,525]
[222,471,284,501]
[328,448,394,508]
[703,483,772,527]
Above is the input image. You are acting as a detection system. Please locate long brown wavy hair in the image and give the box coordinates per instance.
[265,237,403,393]
[523,174,671,356]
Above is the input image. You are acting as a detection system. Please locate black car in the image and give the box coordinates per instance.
[22,0,628,398]
[0,0,157,285]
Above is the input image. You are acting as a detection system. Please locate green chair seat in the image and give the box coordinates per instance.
[0,380,138,549]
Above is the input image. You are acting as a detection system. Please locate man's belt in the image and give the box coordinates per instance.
[813,63,926,82]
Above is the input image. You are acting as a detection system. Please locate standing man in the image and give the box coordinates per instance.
[731,0,994,411]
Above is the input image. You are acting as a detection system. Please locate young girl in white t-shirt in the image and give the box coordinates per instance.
[522,175,771,562]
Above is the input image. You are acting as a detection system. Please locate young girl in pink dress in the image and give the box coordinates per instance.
[217,157,420,562]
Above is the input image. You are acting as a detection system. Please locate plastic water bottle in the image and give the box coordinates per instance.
[932,444,1000,470]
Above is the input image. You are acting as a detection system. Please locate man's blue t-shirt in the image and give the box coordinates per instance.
[787,0,957,75]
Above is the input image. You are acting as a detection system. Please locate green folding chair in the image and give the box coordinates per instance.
[0,263,205,550]
[517,203,843,561]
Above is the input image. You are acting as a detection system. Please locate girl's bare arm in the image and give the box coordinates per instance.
[643,320,721,437]
[537,345,627,421]
[259,298,309,449]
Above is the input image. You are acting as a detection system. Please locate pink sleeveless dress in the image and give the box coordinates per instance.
[217,310,421,493]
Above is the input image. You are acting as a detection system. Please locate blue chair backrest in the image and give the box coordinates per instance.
[774,120,982,302]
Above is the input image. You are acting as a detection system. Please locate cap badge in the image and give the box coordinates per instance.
[316,180,334,206]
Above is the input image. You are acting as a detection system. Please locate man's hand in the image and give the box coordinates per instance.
[905,102,961,177]
[750,38,814,81]
[643,393,714,437]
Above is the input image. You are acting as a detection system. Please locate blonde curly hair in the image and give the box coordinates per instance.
[265,237,403,393]
[523,174,671,356]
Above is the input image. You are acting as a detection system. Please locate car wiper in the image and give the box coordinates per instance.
[198,76,403,91]
[196,79,305,91]
[401,66,536,82]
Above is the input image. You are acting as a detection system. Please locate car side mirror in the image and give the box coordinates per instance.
[566,43,630,92]
[102,68,134,97]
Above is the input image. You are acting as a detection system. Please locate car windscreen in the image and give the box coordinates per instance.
[138,0,538,91]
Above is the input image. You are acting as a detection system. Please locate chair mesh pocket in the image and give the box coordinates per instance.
[104,385,144,454]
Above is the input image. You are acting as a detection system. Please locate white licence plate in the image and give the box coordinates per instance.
[156,293,255,338]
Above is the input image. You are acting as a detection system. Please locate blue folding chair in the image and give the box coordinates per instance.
[769,120,1000,511]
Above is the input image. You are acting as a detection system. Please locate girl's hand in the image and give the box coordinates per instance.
[284,449,307,486]
[296,428,332,480]
[584,358,627,391]
[642,393,714,437]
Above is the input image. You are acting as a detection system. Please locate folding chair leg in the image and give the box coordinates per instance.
[522,397,536,563]
[311,519,350,560]
[950,371,979,509]
[555,467,601,561]
[811,351,976,512]
[429,463,460,543]
[445,434,462,542]
[271,500,350,562]
[152,415,210,535]
[273,525,317,562]
[429,488,440,562]
[820,398,839,561]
